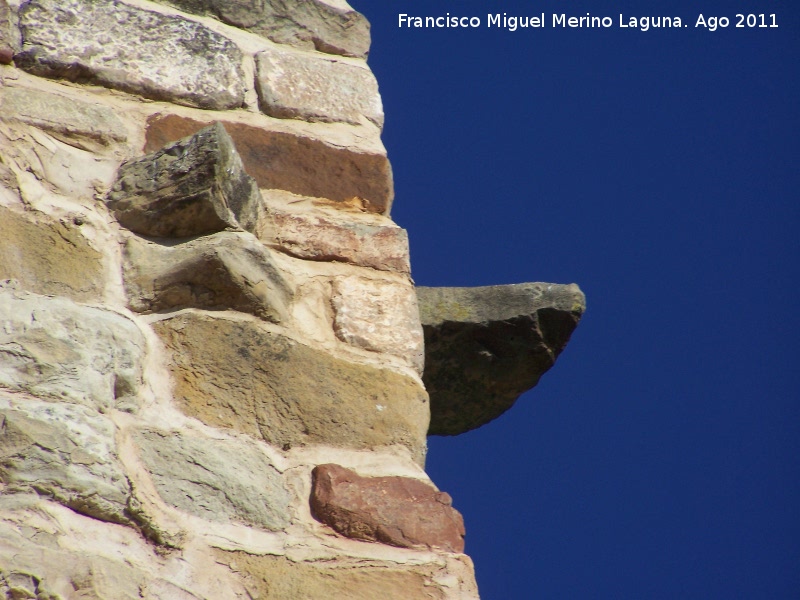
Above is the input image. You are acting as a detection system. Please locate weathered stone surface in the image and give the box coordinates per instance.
[145,114,394,215]
[259,192,410,273]
[0,157,18,202]
[107,123,262,238]
[0,395,132,525]
[0,571,46,600]
[331,277,424,373]
[152,312,429,463]
[0,498,143,600]
[135,429,291,531]
[0,119,120,200]
[0,563,69,600]
[0,284,145,411]
[150,0,371,58]
[215,552,447,600]
[0,496,245,599]
[255,47,383,127]
[418,283,586,435]
[0,86,127,149]
[0,207,105,303]
[0,0,20,65]
[16,0,245,110]
[311,464,465,553]
[123,232,292,323]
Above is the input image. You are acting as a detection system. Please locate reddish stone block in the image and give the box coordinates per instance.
[264,207,410,273]
[310,464,465,553]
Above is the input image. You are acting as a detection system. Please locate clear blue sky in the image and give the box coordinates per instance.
[351,1,799,598]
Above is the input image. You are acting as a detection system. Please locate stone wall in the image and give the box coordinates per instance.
[0,1,584,598]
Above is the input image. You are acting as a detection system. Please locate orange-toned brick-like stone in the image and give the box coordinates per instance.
[145,114,394,215]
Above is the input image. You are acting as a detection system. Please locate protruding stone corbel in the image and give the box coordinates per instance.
[106,122,263,238]
[418,283,586,435]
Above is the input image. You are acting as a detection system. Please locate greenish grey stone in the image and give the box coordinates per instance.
[135,429,291,531]
[418,283,586,436]
[0,396,132,526]
[0,284,145,412]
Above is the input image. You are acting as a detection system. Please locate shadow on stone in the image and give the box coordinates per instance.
[418,283,586,436]
[122,232,292,323]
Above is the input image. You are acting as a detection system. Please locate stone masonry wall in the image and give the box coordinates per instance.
[0,1,480,597]
[0,1,586,598]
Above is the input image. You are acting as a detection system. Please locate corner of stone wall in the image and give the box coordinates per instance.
[0,1,480,598]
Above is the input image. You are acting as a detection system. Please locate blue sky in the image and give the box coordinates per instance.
[351,2,799,598]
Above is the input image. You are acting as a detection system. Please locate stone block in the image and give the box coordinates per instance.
[215,552,447,600]
[0,158,18,202]
[0,207,105,303]
[16,0,245,110]
[107,123,262,238]
[0,119,120,200]
[0,86,127,150]
[255,47,383,127]
[149,0,371,58]
[0,496,245,599]
[331,277,424,373]
[145,114,394,215]
[0,284,145,411]
[418,283,586,435]
[260,194,410,273]
[135,429,291,531]
[0,396,132,526]
[152,312,429,464]
[311,464,465,553]
[0,0,19,65]
[123,232,292,323]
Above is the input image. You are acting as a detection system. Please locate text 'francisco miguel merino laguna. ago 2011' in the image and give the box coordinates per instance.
[398,13,780,32]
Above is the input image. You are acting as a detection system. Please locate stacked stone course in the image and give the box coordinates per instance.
[0,1,584,597]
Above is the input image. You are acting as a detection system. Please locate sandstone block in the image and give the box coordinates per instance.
[0,87,127,150]
[0,157,18,201]
[0,0,19,65]
[145,114,394,215]
[149,0,371,58]
[0,284,145,411]
[260,194,410,273]
[135,429,291,531]
[152,312,429,463]
[311,464,465,553]
[0,208,105,303]
[0,120,120,201]
[0,496,243,599]
[418,283,586,435]
[107,123,262,238]
[0,396,132,526]
[255,47,383,127]
[16,0,245,110]
[215,552,447,600]
[331,277,424,373]
[123,232,292,323]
